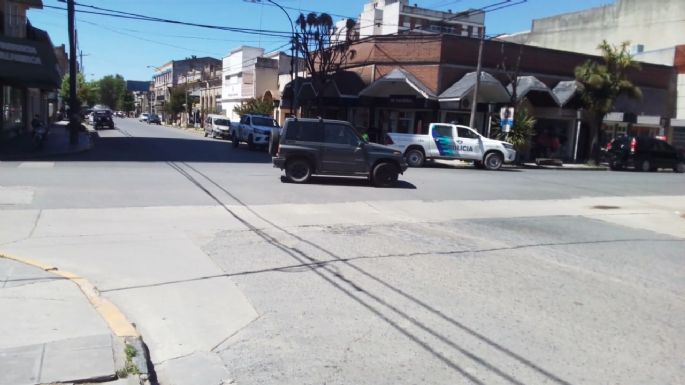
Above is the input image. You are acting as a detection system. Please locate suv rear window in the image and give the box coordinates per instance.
[285,121,323,142]
[253,117,278,127]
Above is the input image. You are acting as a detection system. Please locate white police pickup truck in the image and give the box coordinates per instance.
[385,123,516,170]
[230,114,280,151]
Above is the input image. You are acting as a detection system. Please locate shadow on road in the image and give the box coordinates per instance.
[280,175,417,189]
[38,133,273,164]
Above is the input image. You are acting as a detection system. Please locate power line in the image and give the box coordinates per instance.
[46,2,293,38]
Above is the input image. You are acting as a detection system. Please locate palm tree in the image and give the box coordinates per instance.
[575,40,642,163]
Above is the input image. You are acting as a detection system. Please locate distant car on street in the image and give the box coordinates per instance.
[606,136,684,173]
[93,111,114,130]
[271,118,408,187]
[147,114,161,125]
[138,113,149,123]
[204,114,231,139]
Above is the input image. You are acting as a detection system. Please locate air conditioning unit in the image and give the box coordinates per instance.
[630,44,645,55]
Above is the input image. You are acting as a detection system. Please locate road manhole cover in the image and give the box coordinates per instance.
[592,205,620,210]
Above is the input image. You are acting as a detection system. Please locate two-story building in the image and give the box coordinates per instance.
[150,56,221,122]
[0,0,61,141]
[221,46,295,121]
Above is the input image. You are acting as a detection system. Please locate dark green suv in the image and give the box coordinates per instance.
[271,118,408,187]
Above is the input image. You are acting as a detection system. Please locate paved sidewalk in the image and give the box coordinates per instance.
[0,121,94,161]
[0,258,117,385]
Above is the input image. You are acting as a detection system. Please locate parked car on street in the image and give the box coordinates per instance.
[147,114,161,125]
[272,118,408,187]
[204,114,231,139]
[606,136,684,173]
[231,114,279,150]
[138,113,149,123]
[384,123,516,170]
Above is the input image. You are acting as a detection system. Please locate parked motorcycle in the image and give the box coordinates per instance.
[32,120,47,150]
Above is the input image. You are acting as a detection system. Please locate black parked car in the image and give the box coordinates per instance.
[147,114,161,125]
[606,136,684,173]
[271,118,408,187]
[93,112,114,130]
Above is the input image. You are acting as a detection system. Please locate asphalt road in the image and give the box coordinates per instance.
[1,118,684,210]
[1,118,683,385]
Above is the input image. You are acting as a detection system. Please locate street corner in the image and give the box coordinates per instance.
[0,254,154,385]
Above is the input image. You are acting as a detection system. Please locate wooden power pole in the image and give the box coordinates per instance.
[67,0,79,144]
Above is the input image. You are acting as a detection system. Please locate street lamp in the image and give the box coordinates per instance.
[147,65,163,116]
[244,0,297,116]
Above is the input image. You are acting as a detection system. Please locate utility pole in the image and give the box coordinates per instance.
[469,25,485,130]
[67,0,79,145]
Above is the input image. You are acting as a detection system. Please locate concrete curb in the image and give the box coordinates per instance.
[0,252,157,384]
[0,252,137,337]
[520,164,609,171]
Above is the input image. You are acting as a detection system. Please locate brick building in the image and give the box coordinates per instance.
[283,34,675,161]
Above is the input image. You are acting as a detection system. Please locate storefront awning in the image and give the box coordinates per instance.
[439,71,510,103]
[508,76,559,107]
[359,68,436,100]
[552,80,583,108]
[0,33,61,90]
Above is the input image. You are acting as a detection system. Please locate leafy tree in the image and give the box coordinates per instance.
[165,86,187,118]
[98,74,126,110]
[575,40,641,163]
[233,97,274,116]
[60,73,97,107]
[294,12,357,114]
[122,91,136,113]
[492,107,536,159]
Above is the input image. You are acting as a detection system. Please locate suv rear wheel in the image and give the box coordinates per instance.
[372,162,398,188]
[285,159,312,183]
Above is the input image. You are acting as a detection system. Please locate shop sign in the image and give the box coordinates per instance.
[0,41,41,65]
[389,95,417,105]
[500,107,514,133]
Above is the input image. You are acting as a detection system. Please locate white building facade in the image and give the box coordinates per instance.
[338,0,485,39]
[221,46,294,121]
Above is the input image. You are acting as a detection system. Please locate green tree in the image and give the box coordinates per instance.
[492,107,537,160]
[575,40,642,163]
[165,86,187,118]
[60,73,97,107]
[233,97,274,116]
[98,74,126,110]
[122,91,136,113]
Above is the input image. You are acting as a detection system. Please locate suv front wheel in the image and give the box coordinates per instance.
[285,159,312,183]
[372,162,398,188]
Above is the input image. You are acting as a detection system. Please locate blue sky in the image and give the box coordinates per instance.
[29,0,612,81]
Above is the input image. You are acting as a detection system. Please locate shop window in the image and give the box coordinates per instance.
[2,86,25,137]
[397,111,413,134]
